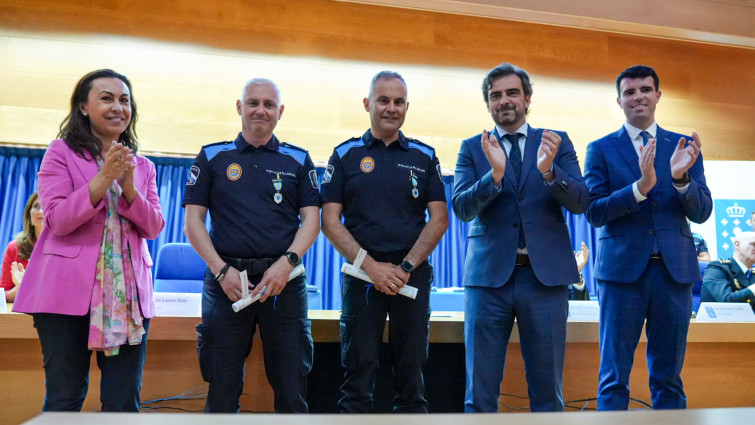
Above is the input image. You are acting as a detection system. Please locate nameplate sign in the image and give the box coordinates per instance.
[0,289,6,313]
[567,300,600,322]
[695,302,755,322]
[154,293,201,317]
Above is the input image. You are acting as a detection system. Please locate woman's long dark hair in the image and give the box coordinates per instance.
[57,69,139,158]
[14,192,39,261]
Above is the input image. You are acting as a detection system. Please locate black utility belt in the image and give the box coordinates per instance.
[221,256,278,275]
[367,250,412,264]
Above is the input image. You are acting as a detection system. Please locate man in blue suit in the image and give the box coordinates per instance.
[453,63,588,412]
[584,65,712,410]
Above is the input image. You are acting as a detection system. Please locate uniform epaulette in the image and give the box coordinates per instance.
[334,137,365,158]
[280,141,309,153]
[336,136,362,147]
[204,140,234,148]
[405,137,435,151]
[203,140,236,162]
[718,258,732,264]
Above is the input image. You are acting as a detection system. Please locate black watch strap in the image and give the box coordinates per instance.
[214,263,230,282]
[672,172,691,186]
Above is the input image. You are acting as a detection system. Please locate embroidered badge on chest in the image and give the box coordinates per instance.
[360,157,375,173]
[227,163,242,181]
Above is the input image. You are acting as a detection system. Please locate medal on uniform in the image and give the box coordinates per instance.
[410,170,419,199]
[273,173,283,204]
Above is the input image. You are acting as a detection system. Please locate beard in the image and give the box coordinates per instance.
[491,106,526,128]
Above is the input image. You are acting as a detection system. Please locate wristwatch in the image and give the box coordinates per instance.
[672,172,691,186]
[400,259,415,273]
[284,251,299,266]
[214,263,230,282]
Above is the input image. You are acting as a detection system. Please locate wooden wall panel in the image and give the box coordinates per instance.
[0,0,752,167]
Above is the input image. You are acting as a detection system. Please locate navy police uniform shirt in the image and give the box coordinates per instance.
[320,130,446,254]
[183,132,320,259]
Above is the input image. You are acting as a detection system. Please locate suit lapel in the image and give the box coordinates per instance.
[732,261,749,289]
[519,126,539,191]
[131,156,148,193]
[612,127,641,180]
[652,126,674,195]
[492,128,518,190]
[70,149,100,184]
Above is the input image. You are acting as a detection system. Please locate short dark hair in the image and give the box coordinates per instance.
[58,69,139,159]
[368,70,406,98]
[616,65,660,96]
[481,63,533,102]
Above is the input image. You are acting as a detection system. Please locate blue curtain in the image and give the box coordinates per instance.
[0,148,596,310]
[0,147,44,249]
[145,156,193,258]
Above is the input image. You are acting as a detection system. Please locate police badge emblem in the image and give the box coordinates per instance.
[360,157,375,173]
[227,163,242,181]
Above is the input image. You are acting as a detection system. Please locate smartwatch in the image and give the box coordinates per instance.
[285,251,299,266]
[400,259,415,273]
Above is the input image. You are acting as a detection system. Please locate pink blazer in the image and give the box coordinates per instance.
[13,139,165,317]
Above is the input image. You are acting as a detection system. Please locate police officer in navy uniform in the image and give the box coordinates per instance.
[701,231,755,312]
[184,78,320,413]
[321,71,449,413]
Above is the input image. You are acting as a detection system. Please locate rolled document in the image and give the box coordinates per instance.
[341,263,418,299]
[232,264,305,312]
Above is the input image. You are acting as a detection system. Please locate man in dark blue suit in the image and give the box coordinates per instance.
[584,65,712,410]
[453,63,588,412]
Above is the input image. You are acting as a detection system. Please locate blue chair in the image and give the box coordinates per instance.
[430,287,465,311]
[692,261,709,314]
[153,243,206,293]
[153,243,323,308]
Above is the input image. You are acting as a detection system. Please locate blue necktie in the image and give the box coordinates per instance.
[640,131,650,146]
[505,133,522,180]
[747,269,752,282]
[504,133,526,249]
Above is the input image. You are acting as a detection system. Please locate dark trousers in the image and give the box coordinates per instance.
[198,270,313,413]
[32,313,150,412]
[464,266,568,412]
[597,259,692,410]
[338,258,432,413]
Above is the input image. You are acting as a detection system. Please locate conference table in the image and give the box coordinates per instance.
[2,305,754,425]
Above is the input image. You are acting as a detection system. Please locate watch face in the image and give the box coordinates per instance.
[401,260,414,273]
[287,252,299,265]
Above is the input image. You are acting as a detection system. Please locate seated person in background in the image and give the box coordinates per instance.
[692,232,710,262]
[700,231,755,312]
[751,211,755,231]
[570,242,591,301]
[1,192,44,302]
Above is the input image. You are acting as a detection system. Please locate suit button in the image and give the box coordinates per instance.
[518,197,524,201]
[482,193,489,200]
[648,229,655,235]
[513,223,519,228]
[652,201,657,206]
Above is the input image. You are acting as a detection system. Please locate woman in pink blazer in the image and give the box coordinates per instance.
[13,69,164,412]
